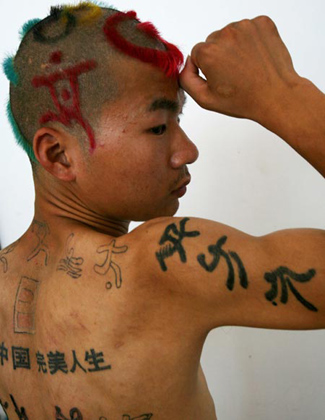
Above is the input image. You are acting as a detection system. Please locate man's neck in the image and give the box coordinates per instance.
[33,190,130,241]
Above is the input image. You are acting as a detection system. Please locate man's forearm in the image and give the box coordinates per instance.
[258,78,325,177]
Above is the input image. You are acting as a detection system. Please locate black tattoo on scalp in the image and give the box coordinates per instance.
[197,236,249,291]
[156,218,200,271]
[57,233,84,279]
[33,10,76,44]
[94,240,128,290]
[264,266,317,312]
[122,415,153,420]
[27,220,50,265]
[14,276,41,335]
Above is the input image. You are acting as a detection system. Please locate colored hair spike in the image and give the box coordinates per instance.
[2,55,19,86]
[104,11,184,78]
[6,100,37,162]
[62,2,103,25]
[19,18,42,39]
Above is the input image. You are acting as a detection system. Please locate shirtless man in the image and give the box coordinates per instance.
[0,3,324,420]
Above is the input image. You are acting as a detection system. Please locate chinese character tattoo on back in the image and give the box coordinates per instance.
[27,220,50,266]
[94,240,128,290]
[14,276,41,334]
[57,233,84,279]
[0,240,20,273]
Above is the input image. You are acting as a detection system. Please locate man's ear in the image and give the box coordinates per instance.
[33,127,77,182]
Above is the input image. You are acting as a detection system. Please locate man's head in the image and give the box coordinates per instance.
[3,2,198,221]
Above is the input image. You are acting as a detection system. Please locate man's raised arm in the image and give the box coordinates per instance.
[133,217,325,332]
[180,16,325,177]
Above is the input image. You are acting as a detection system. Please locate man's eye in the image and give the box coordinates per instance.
[150,124,167,135]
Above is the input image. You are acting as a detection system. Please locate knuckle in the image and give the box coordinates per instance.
[192,42,217,62]
[254,15,277,30]
[205,30,219,43]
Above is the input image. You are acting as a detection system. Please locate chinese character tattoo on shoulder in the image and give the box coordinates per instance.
[156,218,200,271]
[57,233,84,279]
[94,240,128,290]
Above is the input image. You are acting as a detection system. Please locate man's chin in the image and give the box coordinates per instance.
[133,200,180,222]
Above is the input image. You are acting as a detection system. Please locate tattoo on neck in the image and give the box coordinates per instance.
[27,220,50,266]
[57,233,84,279]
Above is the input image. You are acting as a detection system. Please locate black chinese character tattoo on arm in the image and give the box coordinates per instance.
[264,266,318,312]
[197,236,249,291]
[57,233,84,279]
[156,218,200,271]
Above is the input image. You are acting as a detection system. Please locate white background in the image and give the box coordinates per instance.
[0,1,324,419]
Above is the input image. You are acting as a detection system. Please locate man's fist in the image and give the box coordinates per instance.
[180,16,300,125]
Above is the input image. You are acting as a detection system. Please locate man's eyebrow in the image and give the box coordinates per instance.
[148,94,187,113]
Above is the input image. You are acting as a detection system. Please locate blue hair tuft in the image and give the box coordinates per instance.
[2,56,19,86]
[6,100,37,163]
[19,18,42,39]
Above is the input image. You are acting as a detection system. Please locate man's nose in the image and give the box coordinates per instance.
[170,129,199,168]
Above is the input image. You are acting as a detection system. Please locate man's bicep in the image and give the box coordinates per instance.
[147,217,325,331]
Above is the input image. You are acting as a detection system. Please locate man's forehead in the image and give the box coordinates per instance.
[147,90,187,113]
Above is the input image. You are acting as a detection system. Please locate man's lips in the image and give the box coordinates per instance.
[172,177,191,198]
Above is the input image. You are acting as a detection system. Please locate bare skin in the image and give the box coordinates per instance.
[0,16,324,420]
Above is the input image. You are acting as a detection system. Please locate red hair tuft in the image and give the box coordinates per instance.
[103,11,184,78]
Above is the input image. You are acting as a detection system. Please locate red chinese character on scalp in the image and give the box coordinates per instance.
[32,52,98,151]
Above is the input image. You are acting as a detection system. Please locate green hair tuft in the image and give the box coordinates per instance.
[6,100,37,163]
[19,18,42,39]
[2,55,19,86]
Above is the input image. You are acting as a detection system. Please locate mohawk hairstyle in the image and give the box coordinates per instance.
[2,1,184,165]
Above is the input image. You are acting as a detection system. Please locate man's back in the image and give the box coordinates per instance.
[0,221,217,419]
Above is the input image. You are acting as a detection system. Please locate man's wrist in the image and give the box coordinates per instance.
[257,77,325,176]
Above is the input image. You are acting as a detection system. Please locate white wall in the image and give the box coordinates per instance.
[0,1,324,419]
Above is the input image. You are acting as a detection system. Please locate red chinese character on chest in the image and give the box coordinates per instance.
[32,51,98,151]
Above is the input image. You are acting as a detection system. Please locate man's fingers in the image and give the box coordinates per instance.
[179,55,211,108]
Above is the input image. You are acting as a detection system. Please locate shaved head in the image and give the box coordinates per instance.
[4,2,183,165]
